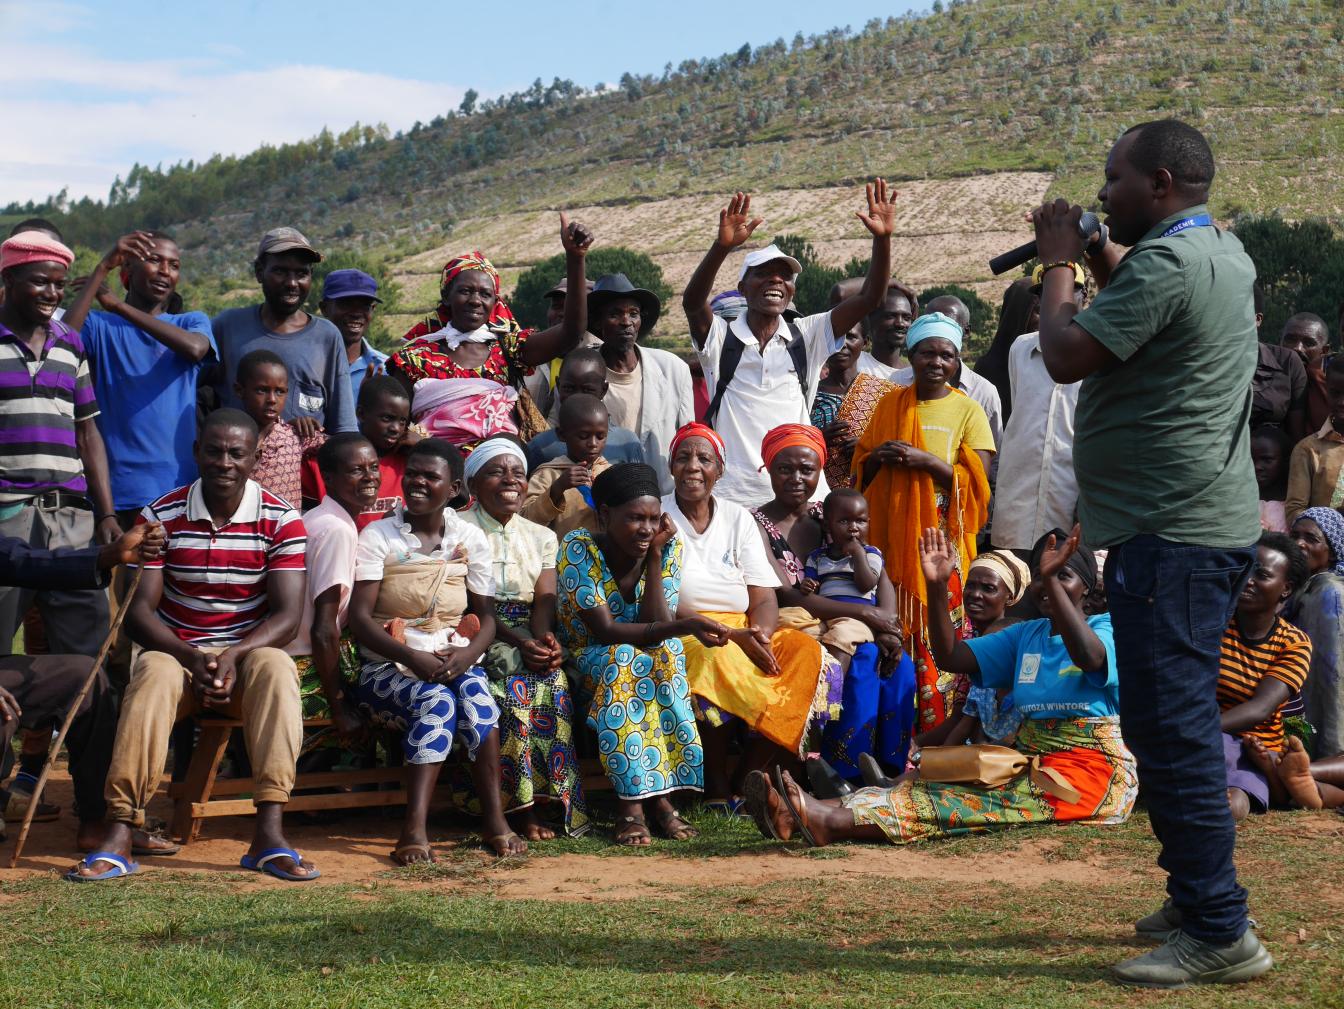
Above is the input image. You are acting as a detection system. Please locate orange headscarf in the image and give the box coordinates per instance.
[759,423,828,471]
[437,250,522,342]
[851,384,991,654]
[670,422,726,464]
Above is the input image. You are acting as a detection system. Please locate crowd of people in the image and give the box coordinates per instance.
[2,117,1341,987]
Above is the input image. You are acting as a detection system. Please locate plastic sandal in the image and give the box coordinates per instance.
[239,846,321,881]
[65,851,139,882]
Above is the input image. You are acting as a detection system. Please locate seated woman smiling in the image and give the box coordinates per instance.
[662,423,844,810]
[556,463,728,846]
[745,526,1137,846]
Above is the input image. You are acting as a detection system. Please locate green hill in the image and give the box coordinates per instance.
[7,0,1343,341]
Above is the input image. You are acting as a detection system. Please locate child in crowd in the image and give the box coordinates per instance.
[800,489,897,671]
[234,348,326,506]
[1252,425,1292,533]
[1218,532,1313,820]
[301,375,411,527]
[522,393,612,536]
[1284,354,1344,523]
[527,348,644,469]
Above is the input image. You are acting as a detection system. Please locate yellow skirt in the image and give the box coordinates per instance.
[680,611,828,755]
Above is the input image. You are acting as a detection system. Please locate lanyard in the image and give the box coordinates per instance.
[1160,213,1213,238]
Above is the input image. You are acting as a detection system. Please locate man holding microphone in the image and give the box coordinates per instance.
[1031,119,1268,988]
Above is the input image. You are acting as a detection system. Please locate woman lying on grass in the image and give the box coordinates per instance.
[744,525,1138,845]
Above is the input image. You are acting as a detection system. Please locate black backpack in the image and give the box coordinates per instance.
[703,320,808,427]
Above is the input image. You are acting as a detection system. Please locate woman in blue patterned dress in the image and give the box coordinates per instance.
[557,463,729,846]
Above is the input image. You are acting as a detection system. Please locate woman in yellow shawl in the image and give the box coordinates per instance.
[852,312,995,732]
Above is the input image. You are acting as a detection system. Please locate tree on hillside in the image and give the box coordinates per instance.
[460,89,478,116]
[1232,215,1344,344]
[510,247,673,331]
[918,283,997,361]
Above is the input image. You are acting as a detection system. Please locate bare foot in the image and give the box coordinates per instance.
[1227,787,1251,823]
[484,830,527,857]
[1242,737,1288,807]
[1276,737,1324,810]
[513,807,556,842]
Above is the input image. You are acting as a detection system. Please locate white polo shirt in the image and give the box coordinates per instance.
[697,311,841,507]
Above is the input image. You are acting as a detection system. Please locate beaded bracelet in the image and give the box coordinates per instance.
[1040,260,1082,278]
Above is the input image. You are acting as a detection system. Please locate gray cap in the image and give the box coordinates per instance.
[256,226,321,262]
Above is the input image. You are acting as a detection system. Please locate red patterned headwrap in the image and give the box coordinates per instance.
[439,250,521,341]
[760,423,828,470]
[669,422,726,465]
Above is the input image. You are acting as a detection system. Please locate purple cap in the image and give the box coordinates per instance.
[321,268,381,303]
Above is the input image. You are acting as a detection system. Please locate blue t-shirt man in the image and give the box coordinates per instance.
[81,309,216,511]
[964,613,1119,719]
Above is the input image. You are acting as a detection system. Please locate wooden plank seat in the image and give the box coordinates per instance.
[163,716,615,844]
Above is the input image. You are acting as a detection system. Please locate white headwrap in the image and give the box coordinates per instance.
[464,437,528,482]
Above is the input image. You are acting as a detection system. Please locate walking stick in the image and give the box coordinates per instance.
[8,564,144,867]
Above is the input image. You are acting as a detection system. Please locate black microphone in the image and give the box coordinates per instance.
[988,211,1102,276]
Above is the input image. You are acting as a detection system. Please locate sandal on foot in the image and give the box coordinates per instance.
[743,770,778,840]
[613,815,651,846]
[773,766,817,847]
[655,810,698,841]
[483,832,526,857]
[240,846,321,881]
[390,843,436,866]
[65,851,139,883]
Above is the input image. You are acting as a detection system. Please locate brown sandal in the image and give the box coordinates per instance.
[390,843,436,866]
[483,831,527,857]
[654,809,698,841]
[773,767,817,847]
[614,815,651,846]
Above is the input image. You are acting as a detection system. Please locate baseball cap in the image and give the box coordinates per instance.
[257,226,321,262]
[737,243,803,283]
[544,277,596,299]
[1031,262,1086,289]
[321,268,381,302]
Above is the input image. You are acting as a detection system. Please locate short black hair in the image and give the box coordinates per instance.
[317,432,374,476]
[9,218,62,240]
[1250,424,1292,457]
[822,487,868,519]
[357,374,410,411]
[1283,312,1328,340]
[236,348,288,385]
[201,407,259,440]
[1259,530,1308,595]
[406,438,467,506]
[1120,119,1215,194]
[559,346,607,378]
[558,392,608,430]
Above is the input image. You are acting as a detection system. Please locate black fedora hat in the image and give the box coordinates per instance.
[587,273,661,336]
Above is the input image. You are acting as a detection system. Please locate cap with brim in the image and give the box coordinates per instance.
[544,277,596,299]
[257,226,321,263]
[1031,262,1086,289]
[587,273,661,335]
[321,268,381,303]
[737,243,803,283]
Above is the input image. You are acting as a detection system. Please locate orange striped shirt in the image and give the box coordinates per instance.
[1217,617,1311,751]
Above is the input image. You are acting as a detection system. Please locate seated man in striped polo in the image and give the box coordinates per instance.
[68,409,316,882]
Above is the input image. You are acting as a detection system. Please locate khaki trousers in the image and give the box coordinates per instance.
[777,606,874,657]
[104,646,302,827]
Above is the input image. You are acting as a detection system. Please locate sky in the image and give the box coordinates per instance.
[1,0,922,207]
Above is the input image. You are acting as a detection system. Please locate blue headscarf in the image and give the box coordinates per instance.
[905,311,963,352]
[1299,507,1344,576]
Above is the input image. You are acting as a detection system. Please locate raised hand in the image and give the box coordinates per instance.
[716,192,763,250]
[1035,524,1082,581]
[855,178,898,238]
[69,274,119,309]
[102,231,157,271]
[917,527,957,586]
[559,213,595,256]
[1029,198,1086,263]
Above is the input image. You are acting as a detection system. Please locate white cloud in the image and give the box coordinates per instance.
[0,34,469,205]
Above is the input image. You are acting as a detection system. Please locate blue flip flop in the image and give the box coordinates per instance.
[65,851,139,882]
[239,846,321,881]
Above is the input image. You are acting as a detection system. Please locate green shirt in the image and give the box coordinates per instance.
[1072,205,1259,548]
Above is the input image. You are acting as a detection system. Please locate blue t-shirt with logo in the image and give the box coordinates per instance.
[964,613,1119,719]
[81,309,216,511]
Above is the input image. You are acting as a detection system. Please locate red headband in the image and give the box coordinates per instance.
[670,422,725,464]
[760,424,827,470]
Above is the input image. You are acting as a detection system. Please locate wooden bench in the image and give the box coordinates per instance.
[165,717,617,844]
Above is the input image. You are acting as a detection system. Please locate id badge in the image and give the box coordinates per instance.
[1018,654,1041,684]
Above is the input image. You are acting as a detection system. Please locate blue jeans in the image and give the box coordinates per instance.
[1104,535,1255,945]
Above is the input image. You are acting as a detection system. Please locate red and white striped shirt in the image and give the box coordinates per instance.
[137,479,307,646]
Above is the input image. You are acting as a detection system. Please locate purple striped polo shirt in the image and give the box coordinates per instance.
[0,318,99,503]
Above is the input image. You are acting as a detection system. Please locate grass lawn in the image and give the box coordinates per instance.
[3,804,1341,1009]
